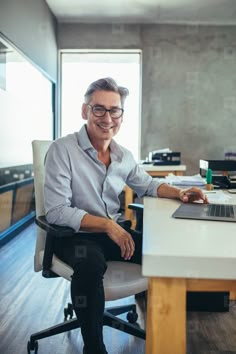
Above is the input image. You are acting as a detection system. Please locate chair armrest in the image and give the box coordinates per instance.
[36,215,90,238]
[128,203,143,232]
[128,203,144,211]
[36,215,93,277]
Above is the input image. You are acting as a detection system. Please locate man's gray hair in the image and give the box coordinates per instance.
[84,77,129,107]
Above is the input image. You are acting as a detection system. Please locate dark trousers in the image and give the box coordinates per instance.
[53,223,142,354]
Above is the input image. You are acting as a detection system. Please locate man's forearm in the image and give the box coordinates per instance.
[80,213,113,233]
[157,183,181,199]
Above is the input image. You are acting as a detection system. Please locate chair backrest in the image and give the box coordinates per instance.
[32,140,52,271]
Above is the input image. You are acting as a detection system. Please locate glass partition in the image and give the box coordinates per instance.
[0,33,55,168]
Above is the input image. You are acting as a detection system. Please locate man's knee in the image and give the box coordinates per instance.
[72,245,107,280]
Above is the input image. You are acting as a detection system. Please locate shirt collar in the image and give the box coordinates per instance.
[109,139,123,162]
[76,124,123,162]
[77,124,94,151]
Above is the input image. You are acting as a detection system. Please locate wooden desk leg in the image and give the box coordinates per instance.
[125,185,133,220]
[146,277,187,354]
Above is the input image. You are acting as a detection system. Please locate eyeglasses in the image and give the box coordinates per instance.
[87,104,124,119]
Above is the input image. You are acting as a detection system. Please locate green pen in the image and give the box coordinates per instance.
[206,168,212,184]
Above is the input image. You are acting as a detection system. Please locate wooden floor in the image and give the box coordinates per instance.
[1,224,236,354]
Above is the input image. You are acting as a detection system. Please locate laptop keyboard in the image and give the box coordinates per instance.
[208,204,235,218]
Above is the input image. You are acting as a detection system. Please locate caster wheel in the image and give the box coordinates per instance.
[64,303,74,320]
[27,340,38,353]
[127,310,138,324]
[64,307,69,320]
[67,303,74,319]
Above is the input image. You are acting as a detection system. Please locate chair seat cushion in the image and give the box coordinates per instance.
[103,261,148,300]
[39,251,148,300]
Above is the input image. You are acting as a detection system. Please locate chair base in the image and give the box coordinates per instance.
[27,303,145,353]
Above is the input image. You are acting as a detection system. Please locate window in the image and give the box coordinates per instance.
[60,51,141,160]
[0,34,54,167]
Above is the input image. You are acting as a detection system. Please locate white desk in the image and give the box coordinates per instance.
[143,193,236,354]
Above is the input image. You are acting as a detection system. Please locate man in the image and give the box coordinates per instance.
[44,77,207,354]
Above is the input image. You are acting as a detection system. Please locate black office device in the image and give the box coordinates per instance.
[151,152,181,165]
[199,159,236,189]
[200,159,236,171]
[212,175,231,189]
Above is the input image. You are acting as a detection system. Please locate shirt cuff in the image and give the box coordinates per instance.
[146,178,167,197]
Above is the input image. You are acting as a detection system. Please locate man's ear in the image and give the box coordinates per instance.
[81,103,88,120]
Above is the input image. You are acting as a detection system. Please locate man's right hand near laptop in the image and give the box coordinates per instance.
[179,186,209,203]
[157,183,209,204]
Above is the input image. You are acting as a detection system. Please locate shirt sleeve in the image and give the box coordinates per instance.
[44,141,88,232]
[125,152,166,198]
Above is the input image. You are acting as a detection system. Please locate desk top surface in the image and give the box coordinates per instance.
[142,193,236,280]
[140,164,186,172]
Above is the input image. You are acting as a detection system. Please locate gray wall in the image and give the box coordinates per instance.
[58,23,236,174]
[0,0,57,81]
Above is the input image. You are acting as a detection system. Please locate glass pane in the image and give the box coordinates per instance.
[61,52,141,160]
[0,34,54,168]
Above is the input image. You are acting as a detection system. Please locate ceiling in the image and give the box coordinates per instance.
[45,0,236,25]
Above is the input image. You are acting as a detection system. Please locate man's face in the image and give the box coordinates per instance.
[82,90,123,143]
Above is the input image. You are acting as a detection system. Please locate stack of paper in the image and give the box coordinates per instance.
[204,190,232,203]
[165,174,206,187]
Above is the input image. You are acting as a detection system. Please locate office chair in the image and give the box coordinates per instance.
[27,140,147,353]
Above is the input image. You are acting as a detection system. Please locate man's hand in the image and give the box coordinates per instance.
[106,220,135,260]
[80,214,135,260]
[179,187,209,204]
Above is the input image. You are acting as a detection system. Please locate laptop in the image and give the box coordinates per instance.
[172,203,236,222]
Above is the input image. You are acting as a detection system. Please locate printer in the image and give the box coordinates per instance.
[149,151,181,165]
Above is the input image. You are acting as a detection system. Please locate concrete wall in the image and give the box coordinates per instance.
[0,0,57,81]
[58,23,236,174]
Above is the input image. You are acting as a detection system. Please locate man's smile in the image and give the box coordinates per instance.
[97,123,115,131]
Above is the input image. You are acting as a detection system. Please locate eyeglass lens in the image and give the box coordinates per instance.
[90,105,123,118]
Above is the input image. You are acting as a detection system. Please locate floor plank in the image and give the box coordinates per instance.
[1,225,236,354]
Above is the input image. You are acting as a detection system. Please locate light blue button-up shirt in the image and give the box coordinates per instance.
[44,125,164,232]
